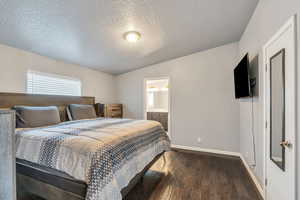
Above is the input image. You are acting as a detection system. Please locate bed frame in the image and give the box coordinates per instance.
[0,92,165,200]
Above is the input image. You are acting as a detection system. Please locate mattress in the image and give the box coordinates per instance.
[15,118,170,200]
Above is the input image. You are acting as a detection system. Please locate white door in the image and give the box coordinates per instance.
[264,16,296,200]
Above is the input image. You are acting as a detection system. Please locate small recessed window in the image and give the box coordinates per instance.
[27,71,82,96]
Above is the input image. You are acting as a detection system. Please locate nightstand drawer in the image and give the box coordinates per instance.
[104,104,123,118]
[108,107,121,112]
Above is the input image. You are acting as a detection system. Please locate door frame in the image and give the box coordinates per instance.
[262,15,297,200]
[143,76,171,140]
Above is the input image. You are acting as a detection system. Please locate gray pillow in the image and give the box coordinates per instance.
[67,104,97,120]
[13,106,61,128]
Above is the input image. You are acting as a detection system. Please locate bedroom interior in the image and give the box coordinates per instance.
[0,0,299,200]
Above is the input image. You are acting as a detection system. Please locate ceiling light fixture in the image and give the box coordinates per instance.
[124,31,141,43]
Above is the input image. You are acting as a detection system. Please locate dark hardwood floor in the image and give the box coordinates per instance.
[124,149,261,200]
[20,149,261,200]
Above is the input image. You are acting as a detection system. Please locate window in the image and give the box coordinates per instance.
[27,71,82,96]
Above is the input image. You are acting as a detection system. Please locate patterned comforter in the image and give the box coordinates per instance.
[15,118,170,200]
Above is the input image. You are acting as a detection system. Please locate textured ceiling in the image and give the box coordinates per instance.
[0,0,258,74]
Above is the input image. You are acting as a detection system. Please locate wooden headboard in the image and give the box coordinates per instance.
[0,92,95,121]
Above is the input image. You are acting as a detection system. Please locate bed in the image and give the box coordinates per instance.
[0,93,170,200]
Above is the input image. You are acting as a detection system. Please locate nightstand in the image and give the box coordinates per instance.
[104,104,123,118]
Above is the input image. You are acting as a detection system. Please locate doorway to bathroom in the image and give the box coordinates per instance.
[144,77,170,137]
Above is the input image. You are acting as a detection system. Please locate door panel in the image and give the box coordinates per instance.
[265,16,296,200]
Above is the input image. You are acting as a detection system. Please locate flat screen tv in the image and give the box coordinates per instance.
[234,53,252,98]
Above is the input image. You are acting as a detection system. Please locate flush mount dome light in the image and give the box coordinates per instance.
[124,31,141,42]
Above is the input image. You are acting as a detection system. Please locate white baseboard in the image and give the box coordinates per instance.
[171,144,240,157]
[240,155,264,199]
[171,144,264,199]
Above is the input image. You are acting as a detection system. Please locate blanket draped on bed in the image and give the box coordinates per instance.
[15,118,170,200]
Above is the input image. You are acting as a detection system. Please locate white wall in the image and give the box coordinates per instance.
[116,42,240,152]
[0,44,116,103]
[238,0,300,190]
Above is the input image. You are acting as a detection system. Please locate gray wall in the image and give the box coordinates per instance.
[238,0,300,190]
[0,43,116,103]
[116,42,240,153]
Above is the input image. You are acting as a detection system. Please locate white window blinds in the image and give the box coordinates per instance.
[27,71,82,96]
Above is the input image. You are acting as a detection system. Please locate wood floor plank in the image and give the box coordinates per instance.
[124,150,261,200]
